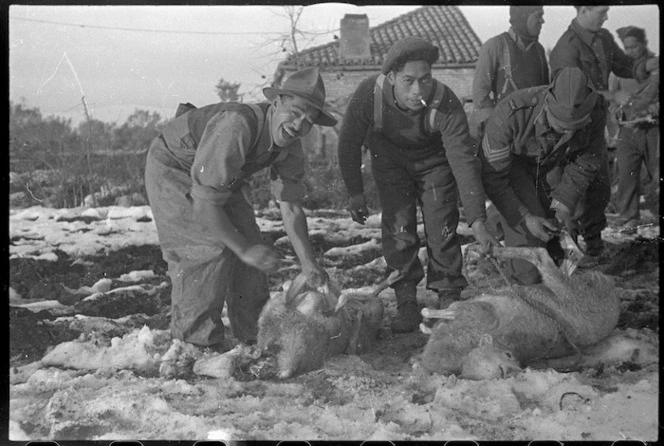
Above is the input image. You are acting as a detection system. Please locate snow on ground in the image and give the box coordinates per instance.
[7,204,660,442]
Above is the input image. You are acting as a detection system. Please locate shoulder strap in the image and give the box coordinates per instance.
[227,103,271,192]
[247,103,265,152]
[500,33,519,96]
[374,74,447,135]
[373,74,387,132]
[423,80,446,134]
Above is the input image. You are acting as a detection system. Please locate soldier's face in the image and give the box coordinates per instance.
[622,36,647,59]
[271,95,318,147]
[579,6,609,32]
[526,10,544,37]
[387,60,434,111]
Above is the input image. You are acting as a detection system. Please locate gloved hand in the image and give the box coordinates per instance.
[550,199,575,233]
[348,194,369,225]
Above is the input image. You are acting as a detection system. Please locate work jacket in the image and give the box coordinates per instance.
[480,86,607,226]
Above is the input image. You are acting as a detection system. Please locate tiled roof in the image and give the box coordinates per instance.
[282,5,481,69]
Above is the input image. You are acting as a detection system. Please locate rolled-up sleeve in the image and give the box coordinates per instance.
[190,112,252,206]
[270,143,307,203]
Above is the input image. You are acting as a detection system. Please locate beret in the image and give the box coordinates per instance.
[381,37,439,74]
[617,26,646,43]
[544,67,598,130]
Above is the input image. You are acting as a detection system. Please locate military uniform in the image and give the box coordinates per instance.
[550,19,635,91]
[472,29,549,128]
[480,86,609,284]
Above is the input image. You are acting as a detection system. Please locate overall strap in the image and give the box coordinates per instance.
[247,103,265,150]
[373,74,447,135]
[423,80,446,134]
[500,33,519,97]
[228,103,273,192]
[373,73,387,132]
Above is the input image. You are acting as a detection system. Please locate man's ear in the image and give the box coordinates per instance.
[386,71,396,86]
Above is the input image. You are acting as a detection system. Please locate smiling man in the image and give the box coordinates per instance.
[145,68,337,350]
[338,37,498,333]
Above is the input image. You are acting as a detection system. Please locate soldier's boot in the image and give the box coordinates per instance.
[390,280,421,334]
[437,287,462,310]
[584,234,604,257]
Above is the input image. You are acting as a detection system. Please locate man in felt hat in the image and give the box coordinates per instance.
[145,67,337,350]
[338,36,499,333]
[472,6,548,138]
[480,67,608,285]
[609,26,659,232]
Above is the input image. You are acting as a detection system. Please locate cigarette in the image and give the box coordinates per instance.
[419,98,427,107]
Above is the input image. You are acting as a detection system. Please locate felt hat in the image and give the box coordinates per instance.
[381,37,439,74]
[544,67,598,130]
[263,67,337,127]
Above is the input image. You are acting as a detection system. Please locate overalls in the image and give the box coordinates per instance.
[144,103,276,346]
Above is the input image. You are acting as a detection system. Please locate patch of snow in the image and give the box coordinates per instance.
[119,270,156,282]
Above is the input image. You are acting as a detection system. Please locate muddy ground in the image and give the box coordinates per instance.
[9,218,659,367]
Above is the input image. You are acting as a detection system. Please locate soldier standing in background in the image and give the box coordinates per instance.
[472,5,548,138]
[547,6,658,257]
[610,26,659,231]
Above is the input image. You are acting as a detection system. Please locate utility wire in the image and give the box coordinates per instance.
[11,16,338,36]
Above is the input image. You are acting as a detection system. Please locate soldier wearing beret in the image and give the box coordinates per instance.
[480,67,608,285]
[337,37,499,333]
[145,68,336,349]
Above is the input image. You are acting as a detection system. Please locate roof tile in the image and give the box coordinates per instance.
[282,5,480,68]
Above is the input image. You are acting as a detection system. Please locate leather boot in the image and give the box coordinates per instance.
[437,287,462,310]
[390,280,421,334]
[584,235,604,257]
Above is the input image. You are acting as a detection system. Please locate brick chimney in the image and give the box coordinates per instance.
[339,14,370,60]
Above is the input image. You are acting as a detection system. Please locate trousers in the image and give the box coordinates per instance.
[615,125,660,221]
[369,136,468,291]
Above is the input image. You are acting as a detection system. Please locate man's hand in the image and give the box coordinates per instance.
[523,214,559,242]
[239,244,280,273]
[550,199,576,233]
[470,220,501,254]
[348,194,369,225]
[302,264,329,288]
[645,56,659,73]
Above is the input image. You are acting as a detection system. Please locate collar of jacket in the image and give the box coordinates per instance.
[571,18,600,48]
[508,27,538,51]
